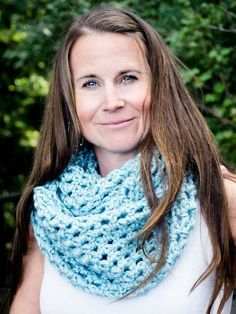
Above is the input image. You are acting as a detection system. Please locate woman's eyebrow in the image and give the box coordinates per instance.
[118,69,142,75]
[76,74,98,82]
[75,70,143,82]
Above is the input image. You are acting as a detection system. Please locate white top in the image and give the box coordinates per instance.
[40,211,233,314]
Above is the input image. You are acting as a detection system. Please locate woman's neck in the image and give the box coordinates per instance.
[94,148,136,177]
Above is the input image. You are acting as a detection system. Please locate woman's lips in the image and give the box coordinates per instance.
[99,118,135,127]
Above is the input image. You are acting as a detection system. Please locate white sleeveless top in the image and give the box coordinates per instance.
[40,211,233,314]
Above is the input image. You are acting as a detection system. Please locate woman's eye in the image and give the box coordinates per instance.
[121,75,137,84]
[82,80,98,89]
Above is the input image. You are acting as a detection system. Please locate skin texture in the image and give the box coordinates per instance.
[10,226,43,314]
[224,178,236,244]
[71,32,151,176]
[10,32,236,313]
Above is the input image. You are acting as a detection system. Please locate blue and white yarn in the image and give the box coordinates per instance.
[31,148,197,298]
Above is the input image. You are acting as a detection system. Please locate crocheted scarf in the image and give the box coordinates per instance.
[31,148,197,298]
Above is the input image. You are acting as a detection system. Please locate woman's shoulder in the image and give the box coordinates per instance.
[223,171,236,245]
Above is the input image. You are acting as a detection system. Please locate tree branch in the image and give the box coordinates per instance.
[222,8,236,20]
[197,103,236,128]
[0,192,20,202]
[209,25,236,34]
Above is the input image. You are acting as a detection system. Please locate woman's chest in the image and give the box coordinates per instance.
[40,214,233,314]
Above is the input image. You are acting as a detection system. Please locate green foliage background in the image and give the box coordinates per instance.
[0,0,235,249]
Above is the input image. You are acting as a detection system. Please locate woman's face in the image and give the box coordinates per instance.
[70,32,151,159]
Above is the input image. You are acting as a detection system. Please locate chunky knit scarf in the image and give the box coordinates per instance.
[31,148,197,298]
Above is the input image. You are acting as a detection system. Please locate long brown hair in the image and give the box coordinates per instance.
[5,5,235,313]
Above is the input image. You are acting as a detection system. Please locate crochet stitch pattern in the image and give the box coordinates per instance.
[31,148,197,298]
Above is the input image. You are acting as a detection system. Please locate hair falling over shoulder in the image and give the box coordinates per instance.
[3,5,235,314]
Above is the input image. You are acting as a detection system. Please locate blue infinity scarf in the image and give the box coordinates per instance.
[31,148,197,298]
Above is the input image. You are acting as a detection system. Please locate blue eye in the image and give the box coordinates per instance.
[122,75,137,84]
[82,80,98,88]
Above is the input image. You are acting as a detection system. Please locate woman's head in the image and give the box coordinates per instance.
[50,5,184,158]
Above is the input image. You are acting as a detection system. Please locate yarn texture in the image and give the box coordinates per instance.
[31,148,197,298]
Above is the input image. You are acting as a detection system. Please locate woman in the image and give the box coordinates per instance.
[7,5,236,314]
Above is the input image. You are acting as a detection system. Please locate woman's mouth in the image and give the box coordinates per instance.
[100,118,135,127]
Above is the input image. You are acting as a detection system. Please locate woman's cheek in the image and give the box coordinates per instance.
[75,94,95,120]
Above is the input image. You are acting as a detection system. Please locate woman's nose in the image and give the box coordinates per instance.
[101,86,125,111]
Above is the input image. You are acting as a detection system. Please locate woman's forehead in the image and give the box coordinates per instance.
[70,32,149,75]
